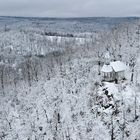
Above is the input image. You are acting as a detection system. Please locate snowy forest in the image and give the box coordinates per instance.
[1,17,140,140]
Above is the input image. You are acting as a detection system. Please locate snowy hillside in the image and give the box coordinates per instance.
[1,17,140,140]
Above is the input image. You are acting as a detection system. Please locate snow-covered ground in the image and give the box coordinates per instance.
[1,17,140,140]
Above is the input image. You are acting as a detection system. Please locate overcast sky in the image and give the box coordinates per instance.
[0,0,140,17]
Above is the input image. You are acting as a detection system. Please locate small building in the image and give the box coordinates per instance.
[101,52,126,82]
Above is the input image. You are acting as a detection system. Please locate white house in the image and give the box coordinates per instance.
[101,52,127,82]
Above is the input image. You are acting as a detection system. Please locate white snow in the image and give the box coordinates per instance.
[101,61,127,73]
[0,17,140,140]
[101,64,113,73]
[104,51,110,59]
[110,61,127,72]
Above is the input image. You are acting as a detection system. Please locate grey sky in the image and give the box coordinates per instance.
[0,0,140,17]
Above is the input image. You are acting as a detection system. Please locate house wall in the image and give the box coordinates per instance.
[102,71,125,82]
[102,72,115,81]
[120,71,125,79]
[115,71,125,80]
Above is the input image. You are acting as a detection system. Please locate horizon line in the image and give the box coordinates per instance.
[0,15,140,19]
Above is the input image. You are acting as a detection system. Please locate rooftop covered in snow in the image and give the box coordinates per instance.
[101,61,126,73]
[101,64,113,73]
[110,61,126,72]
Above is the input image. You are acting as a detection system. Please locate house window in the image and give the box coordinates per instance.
[104,72,110,78]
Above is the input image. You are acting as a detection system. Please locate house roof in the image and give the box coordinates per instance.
[101,64,113,73]
[101,61,126,73]
[110,61,126,72]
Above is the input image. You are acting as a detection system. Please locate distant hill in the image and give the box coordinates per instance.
[0,16,139,33]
